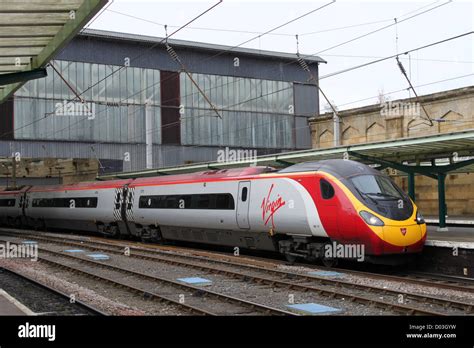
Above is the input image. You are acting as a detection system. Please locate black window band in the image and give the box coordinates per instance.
[139,193,235,210]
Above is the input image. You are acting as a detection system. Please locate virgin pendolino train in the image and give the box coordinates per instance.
[0,160,426,264]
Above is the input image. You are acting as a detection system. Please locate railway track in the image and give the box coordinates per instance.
[0,267,107,316]
[395,271,474,290]
[1,229,470,315]
[303,265,474,294]
[0,238,295,316]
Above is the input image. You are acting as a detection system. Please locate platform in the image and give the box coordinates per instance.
[0,289,34,315]
[425,216,474,226]
[426,225,474,249]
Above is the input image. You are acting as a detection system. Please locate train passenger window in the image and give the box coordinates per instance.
[241,187,248,202]
[320,179,335,199]
[196,194,211,209]
[138,194,235,210]
[166,196,177,208]
[31,197,98,208]
[216,194,234,209]
[0,199,15,207]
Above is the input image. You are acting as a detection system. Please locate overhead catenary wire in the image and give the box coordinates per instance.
[319,31,474,80]
[8,29,473,157]
[30,1,332,141]
[335,73,474,109]
[396,56,434,126]
[105,8,395,38]
[165,41,222,118]
[158,0,460,111]
[79,0,115,34]
[0,1,224,140]
[46,0,224,116]
[82,0,453,141]
[317,54,474,64]
[195,1,336,65]
[11,1,336,142]
[8,29,472,146]
[301,0,452,58]
[29,0,449,141]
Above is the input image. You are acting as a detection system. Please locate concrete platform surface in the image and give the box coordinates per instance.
[426,225,474,249]
[425,216,474,225]
[0,289,34,315]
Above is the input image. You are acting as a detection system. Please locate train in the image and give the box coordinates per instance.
[0,159,427,265]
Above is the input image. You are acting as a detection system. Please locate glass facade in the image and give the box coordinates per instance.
[180,73,294,148]
[14,60,161,144]
[14,61,296,149]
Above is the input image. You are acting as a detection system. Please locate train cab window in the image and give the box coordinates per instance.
[320,179,335,200]
[241,187,248,202]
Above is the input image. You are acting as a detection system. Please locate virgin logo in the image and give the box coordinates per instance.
[261,184,286,228]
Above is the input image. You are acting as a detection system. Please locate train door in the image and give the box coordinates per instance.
[115,185,132,236]
[19,187,31,227]
[237,181,251,229]
[124,186,137,236]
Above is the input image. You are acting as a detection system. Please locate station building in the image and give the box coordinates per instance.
[0,29,324,181]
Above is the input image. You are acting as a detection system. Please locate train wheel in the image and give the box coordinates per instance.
[141,228,162,244]
[284,253,298,264]
[321,256,338,268]
[320,241,338,267]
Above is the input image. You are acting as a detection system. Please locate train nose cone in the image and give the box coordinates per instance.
[381,223,426,253]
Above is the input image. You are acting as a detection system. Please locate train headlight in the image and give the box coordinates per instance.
[359,211,384,226]
[416,211,425,224]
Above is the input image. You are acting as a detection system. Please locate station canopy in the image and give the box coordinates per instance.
[0,0,108,103]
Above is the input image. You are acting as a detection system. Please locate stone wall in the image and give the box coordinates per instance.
[309,86,474,217]
[0,158,99,187]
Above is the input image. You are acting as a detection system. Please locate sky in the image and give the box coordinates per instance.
[88,0,474,111]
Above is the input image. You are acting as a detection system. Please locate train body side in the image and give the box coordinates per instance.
[129,173,326,250]
[22,180,132,234]
[0,188,25,226]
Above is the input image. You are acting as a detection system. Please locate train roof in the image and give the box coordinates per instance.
[27,179,134,193]
[279,159,381,179]
[0,186,31,195]
[130,166,274,187]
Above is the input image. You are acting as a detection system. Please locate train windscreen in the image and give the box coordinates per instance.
[350,175,404,200]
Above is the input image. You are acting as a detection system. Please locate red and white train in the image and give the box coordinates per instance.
[0,160,427,264]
